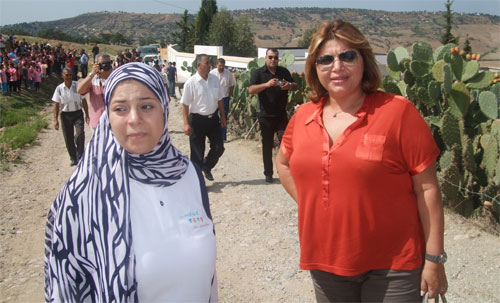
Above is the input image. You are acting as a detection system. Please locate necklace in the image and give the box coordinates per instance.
[331,111,343,118]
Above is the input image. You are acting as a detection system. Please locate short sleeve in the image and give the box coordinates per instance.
[249,68,260,86]
[283,68,294,83]
[280,112,297,159]
[399,102,440,175]
[51,86,61,103]
[228,72,235,87]
[180,79,193,106]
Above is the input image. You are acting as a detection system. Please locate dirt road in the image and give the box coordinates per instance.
[1,100,499,302]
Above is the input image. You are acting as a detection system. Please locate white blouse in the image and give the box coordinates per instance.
[130,162,217,302]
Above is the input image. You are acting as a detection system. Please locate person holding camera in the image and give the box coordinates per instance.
[77,53,113,129]
[249,48,297,183]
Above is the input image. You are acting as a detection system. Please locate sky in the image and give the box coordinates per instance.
[0,0,499,26]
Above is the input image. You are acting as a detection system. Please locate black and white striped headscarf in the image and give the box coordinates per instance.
[45,63,189,302]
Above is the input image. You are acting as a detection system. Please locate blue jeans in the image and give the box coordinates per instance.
[168,79,176,97]
[221,97,230,140]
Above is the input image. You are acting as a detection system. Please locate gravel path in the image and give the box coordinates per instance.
[0,100,499,302]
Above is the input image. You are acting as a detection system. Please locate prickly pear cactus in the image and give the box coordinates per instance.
[384,41,500,221]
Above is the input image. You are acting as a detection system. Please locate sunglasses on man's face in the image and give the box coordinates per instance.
[315,50,358,71]
[267,55,279,60]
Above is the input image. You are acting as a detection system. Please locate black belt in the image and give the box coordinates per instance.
[191,111,217,118]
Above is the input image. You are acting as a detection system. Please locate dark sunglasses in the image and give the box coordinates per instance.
[315,50,358,70]
[268,55,279,60]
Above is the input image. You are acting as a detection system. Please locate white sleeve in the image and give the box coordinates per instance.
[51,86,61,103]
[180,79,193,106]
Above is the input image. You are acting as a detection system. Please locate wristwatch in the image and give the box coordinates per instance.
[425,251,447,264]
[88,72,94,77]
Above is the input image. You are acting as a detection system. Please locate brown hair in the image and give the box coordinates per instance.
[305,20,381,102]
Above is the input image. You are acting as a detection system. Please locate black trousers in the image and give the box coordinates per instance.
[60,110,85,162]
[258,115,288,177]
[189,113,225,171]
[81,63,88,78]
[72,65,78,80]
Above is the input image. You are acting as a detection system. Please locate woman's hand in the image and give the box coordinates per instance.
[421,261,447,298]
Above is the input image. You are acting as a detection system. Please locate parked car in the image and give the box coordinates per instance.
[138,45,159,58]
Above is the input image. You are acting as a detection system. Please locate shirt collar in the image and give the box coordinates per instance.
[194,72,208,82]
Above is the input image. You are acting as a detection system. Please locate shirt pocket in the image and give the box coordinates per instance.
[355,134,386,162]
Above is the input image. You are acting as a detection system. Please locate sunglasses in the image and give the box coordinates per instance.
[315,50,358,71]
[267,55,279,60]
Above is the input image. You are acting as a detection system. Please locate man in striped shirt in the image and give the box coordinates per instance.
[52,68,89,166]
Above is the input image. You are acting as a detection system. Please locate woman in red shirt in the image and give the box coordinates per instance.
[276,20,447,302]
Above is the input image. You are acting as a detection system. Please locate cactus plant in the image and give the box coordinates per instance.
[383,41,500,220]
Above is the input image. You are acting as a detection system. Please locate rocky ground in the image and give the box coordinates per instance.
[0,99,499,302]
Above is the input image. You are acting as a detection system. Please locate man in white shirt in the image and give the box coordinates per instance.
[52,68,89,166]
[79,49,89,78]
[210,58,235,141]
[181,54,227,181]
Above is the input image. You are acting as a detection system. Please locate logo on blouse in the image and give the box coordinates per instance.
[180,210,209,229]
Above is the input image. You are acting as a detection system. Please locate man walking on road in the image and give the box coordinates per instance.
[91,44,99,63]
[249,48,297,183]
[52,68,89,166]
[166,61,178,98]
[77,53,113,129]
[181,54,226,181]
[210,58,235,141]
[79,49,89,78]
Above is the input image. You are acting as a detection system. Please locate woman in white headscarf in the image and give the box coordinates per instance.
[44,62,217,302]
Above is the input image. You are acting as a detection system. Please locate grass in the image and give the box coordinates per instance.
[0,74,60,166]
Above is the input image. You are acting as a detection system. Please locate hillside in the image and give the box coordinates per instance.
[3,8,499,62]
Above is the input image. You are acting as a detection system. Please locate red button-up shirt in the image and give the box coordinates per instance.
[281,92,440,276]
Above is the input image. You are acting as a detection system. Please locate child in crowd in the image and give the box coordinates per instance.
[0,64,9,95]
[33,66,41,91]
[7,63,18,93]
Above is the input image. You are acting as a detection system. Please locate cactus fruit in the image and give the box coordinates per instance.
[434,43,456,62]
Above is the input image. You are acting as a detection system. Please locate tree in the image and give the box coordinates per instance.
[207,10,235,52]
[232,16,256,57]
[194,0,218,45]
[171,10,194,52]
[298,27,317,48]
[206,10,256,57]
[440,0,459,45]
[463,34,472,55]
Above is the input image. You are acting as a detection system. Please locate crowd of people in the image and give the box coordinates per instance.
[0,34,52,95]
